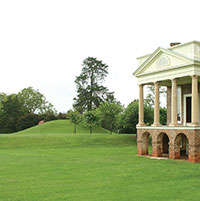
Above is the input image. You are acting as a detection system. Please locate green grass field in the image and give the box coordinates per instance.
[0,120,200,201]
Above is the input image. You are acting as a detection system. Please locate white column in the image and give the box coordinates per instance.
[152,82,161,126]
[137,84,145,126]
[170,78,178,126]
[191,75,199,126]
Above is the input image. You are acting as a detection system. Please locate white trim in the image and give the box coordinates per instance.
[136,63,193,77]
[137,126,200,130]
[137,66,195,85]
[183,93,200,125]
[177,86,182,123]
[137,54,151,59]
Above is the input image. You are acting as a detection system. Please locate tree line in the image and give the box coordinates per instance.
[70,57,167,134]
[0,87,66,133]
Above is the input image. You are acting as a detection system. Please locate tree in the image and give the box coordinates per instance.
[69,110,81,134]
[0,93,7,113]
[0,94,25,133]
[82,110,99,134]
[145,85,166,108]
[97,102,123,134]
[17,113,41,131]
[57,112,67,120]
[160,107,167,125]
[0,88,58,133]
[41,112,57,122]
[118,100,153,134]
[73,57,114,113]
[144,85,167,125]
[18,87,57,114]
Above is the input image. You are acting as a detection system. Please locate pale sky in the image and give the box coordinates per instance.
[0,0,200,112]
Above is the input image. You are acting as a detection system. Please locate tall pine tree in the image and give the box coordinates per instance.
[73,57,114,113]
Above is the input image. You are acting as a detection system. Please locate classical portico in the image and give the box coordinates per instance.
[134,41,200,162]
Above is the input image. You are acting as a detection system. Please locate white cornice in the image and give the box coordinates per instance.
[137,125,200,130]
[136,65,198,85]
[136,53,151,60]
[136,63,193,77]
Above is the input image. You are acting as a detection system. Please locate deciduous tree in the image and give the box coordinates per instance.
[0,94,25,133]
[82,110,99,134]
[97,102,123,134]
[69,110,81,134]
[18,87,57,114]
[17,113,41,131]
[118,100,154,134]
[145,85,166,108]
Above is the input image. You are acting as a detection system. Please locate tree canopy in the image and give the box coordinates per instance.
[0,87,57,133]
[18,87,56,114]
[97,101,123,134]
[82,110,100,134]
[0,94,25,133]
[145,85,166,108]
[118,100,154,134]
[73,57,114,113]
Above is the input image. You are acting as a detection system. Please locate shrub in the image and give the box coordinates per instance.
[57,112,67,119]
[41,113,57,122]
[17,113,41,131]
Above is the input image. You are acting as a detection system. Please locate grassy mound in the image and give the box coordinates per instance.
[15,119,109,135]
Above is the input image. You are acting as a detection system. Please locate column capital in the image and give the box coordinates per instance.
[153,81,160,85]
[171,78,178,82]
[138,83,145,86]
[191,75,198,79]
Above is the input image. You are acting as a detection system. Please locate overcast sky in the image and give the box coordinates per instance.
[0,0,200,112]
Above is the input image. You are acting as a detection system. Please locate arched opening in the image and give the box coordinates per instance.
[163,134,169,155]
[174,133,189,160]
[141,132,150,155]
[157,133,169,157]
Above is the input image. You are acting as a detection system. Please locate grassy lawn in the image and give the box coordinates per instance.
[0,120,200,201]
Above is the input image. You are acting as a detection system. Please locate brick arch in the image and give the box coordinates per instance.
[140,131,151,155]
[174,133,189,160]
[157,132,170,156]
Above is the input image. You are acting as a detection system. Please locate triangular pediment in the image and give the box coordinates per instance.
[134,48,194,77]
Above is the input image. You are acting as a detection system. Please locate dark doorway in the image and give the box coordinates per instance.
[186,96,192,123]
[163,134,169,154]
[180,134,188,159]
[175,133,189,160]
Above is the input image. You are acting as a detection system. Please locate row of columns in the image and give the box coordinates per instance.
[138,75,199,127]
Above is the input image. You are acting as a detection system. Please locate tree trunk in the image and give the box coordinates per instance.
[89,72,94,111]
[90,126,92,134]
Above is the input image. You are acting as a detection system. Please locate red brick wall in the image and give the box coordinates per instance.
[137,128,200,163]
